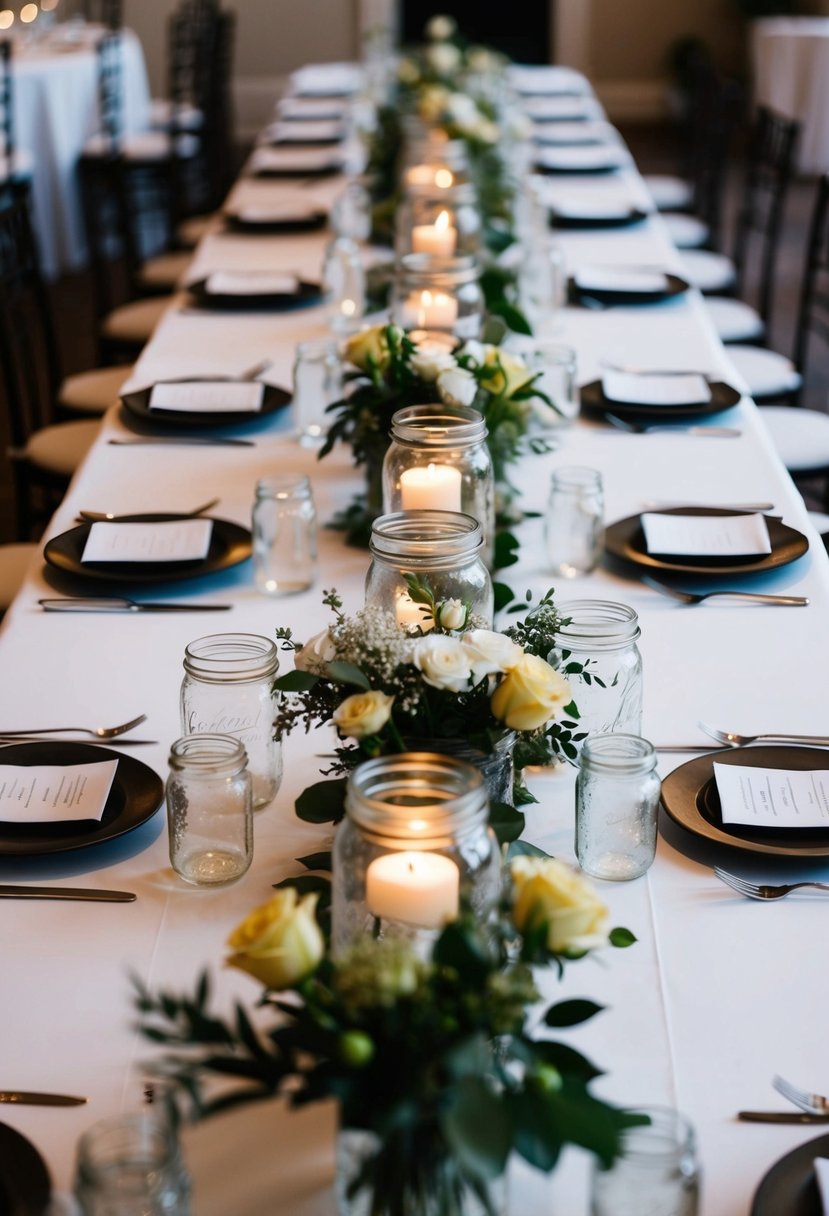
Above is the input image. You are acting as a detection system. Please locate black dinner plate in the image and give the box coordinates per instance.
[580,377,742,421]
[605,507,809,576]
[0,742,163,856]
[569,272,690,306]
[551,206,649,230]
[251,161,342,179]
[222,209,327,235]
[120,382,291,430]
[44,514,252,585]
[661,747,829,858]
[535,154,624,175]
[751,1132,829,1215]
[186,277,322,312]
[0,1122,51,1214]
[265,134,344,148]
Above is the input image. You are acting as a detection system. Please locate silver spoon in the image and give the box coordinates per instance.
[77,498,219,523]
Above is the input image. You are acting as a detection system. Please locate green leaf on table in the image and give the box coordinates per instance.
[488,800,525,844]
[274,671,319,693]
[295,851,332,873]
[506,840,551,861]
[544,999,605,1028]
[609,927,637,948]
[492,530,520,571]
[442,1076,512,1181]
[325,661,370,690]
[532,1040,603,1082]
[295,778,347,824]
[493,581,515,612]
[273,874,332,908]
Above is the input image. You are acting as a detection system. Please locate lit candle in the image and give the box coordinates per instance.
[402,289,459,331]
[411,209,457,257]
[409,329,458,354]
[400,462,462,512]
[405,164,455,190]
[366,851,460,928]
[395,592,435,632]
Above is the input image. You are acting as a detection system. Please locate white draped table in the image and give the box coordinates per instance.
[2,66,829,1216]
[751,15,829,174]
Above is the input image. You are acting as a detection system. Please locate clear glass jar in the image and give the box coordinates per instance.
[252,473,318,595]
[401,131,471,187]
[590,1106,699,1216]
[383,404,495,566]
[395,183,483,259]
[291,336,343,447]
[544,465,603,577]
[322,236,366,334]
[552,600,642,743]
[517,339,579,428]
[366,510,493,631]
[180,633,281,808]
[75,1109,192,1216]
[332,753,501,955]
[166,734,253,886]
[575,733,660,881]
[390,252,484,340]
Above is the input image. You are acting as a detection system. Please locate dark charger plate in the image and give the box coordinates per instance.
[186,277,322,311]
[660,746,829,858]
[751,1132,829,1216]
[581,377,741,421]
[121,381,291,430]
[0,742,163,856]
[44,514,252,585]
[569,272,690,306]
[605,507,809,576]
[222,209,327,235]
[551,206,649,230]
[0,1122,51,1214]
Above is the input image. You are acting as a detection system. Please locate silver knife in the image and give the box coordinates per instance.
[738,1111,829,1124]
[39,598,232,613]
[108,438,256,447]
[0,736,157,746]
[0,1091,88,1106]
[0,885,136,902]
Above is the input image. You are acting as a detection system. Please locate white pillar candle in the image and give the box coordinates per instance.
[395,592,435,632]
[366,851,460,928]
[399,462,462,512]
[404,164,455,190]
[401,289,459,331]
[411,210,457,257]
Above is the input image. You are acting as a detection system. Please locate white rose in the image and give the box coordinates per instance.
[410,346,458,383]
[294,628,337,673]
[458,339,486,366]
[426,13,456,40]
[413,634,472,693]
[437,366,477,407]
[446,93,481,128]
[332,690,395,740]
[462,630,524,684]
[426,42,461,75]
[474,119,500,144]
[467,46,500,73]
[435,598,469,632]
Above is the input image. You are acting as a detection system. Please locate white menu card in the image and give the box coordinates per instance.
[574,267,668,293]
[81,520,214,563]
[714,762,829,829]
[250,147,342,173]
[205,271,299,297]
[0,760,118,823]
[640,512,771,556]
[603,370,712,406]
[149,382,265,413]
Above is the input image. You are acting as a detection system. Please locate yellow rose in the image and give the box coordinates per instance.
[333,690,394,739]
[490,654,571,731]
[343,325,391,373]
[510,856,609,953]
[479,348,535,399]
[226,890,324,990]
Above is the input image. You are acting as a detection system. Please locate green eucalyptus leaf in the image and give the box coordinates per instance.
[544,999,605,1028]
[273,671,320,693]
[511,1089,563,1171]
[488,801,525,844]
[295,778,347,824]
[442,1076,512,1181]
[325,661,370,690]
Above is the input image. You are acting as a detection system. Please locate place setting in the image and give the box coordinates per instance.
[247,144,347,179]
[260,118,348,147]
[568,264,691,307]
[220,198,329,235]
[533,142,632,175]
[119,365,292,431]
[183,269,323,313]
[580,364,743,422]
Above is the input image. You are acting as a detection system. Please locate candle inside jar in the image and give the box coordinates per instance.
[399,462,462,511]
[404,164,455,190]
[411,209,457,257]
[402,289,459,331]
[366,850,460,928]
[395,592,435,632]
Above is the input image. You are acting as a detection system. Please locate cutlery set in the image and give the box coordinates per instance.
[740,1077,829,1124]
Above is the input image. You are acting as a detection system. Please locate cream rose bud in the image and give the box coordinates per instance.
[436,366,477,408]
[426,42,461,74]
[426,13,456,40]
[344,325,389,373]
[413,634,473,692]
[410,346,457,383]
[490,653,571,731]
[510,856,610,953]
[226,890,324,990]
[332,690,394,739]
[462,630,524,684]
[397,57,420,85]
[294,628,337,673]
[435,598,468,632]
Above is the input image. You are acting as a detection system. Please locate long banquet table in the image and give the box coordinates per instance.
[2,63,829,1216]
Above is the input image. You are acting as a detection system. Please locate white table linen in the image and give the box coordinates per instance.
[751,16,829,173]
[2,65,829,1216]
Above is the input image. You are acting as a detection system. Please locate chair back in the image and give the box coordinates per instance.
[0,188,62,451]
[693,76,743,252]
[793,173,829,389]
[732,106,801,325]
[0,39,13,170]
[167,0,220,117]
[83,0,123,28]
[95,29,123,153]
[200,9,236,210]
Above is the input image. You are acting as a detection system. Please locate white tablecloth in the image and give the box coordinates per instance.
[2,66,829,1216]
[11,24,150,278]
[752,16,829,173]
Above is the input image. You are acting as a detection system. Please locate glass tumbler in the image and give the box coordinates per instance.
[575,733,660,881]
[544,466,603,576]
[322,236,366,334]
[75,1109,192,1216]
[167,733,253,886]
[590,1106,700,1216]
[252,474,317,595]
[519,340,579,427]
[292,337,343,446]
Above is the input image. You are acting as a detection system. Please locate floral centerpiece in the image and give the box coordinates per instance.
[321,324,558,544]
[273,586,583,833]
[135,859,640,1216]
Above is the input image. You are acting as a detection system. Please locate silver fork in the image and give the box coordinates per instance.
[714,867,829,901]
[0,713,147,739]
[698,721,829,747]
[773,1075,829,1115]
[643,576,809,607]
[78,498,219,523]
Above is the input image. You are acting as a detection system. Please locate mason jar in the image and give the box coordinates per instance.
[389,252,484,340]
[75,1109,192,1216]
[383,404,495,566]
[395,182,483,259]
[252,473,318,596]
[552,600,642,745]
[180,633,281,808]
[166,733,253,886]
[575,733,660,881]
[332,753,501,954]
[366,510,493,631]
[590,1106,700,1216]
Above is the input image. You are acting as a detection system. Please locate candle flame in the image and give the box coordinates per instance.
[435,169,454,189]
[435,210,450,233]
